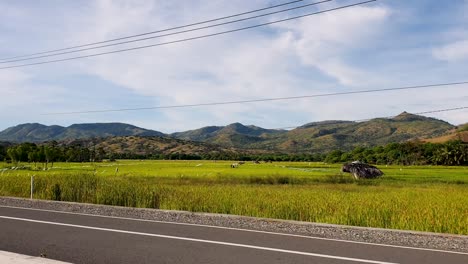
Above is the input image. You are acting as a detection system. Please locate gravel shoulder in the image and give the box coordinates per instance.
[1,196,467,253]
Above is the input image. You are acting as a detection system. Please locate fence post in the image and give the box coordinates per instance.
[31,175,34,199]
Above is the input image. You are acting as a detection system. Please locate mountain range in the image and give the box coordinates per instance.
[0,112,463,153]
[0,123,164,142]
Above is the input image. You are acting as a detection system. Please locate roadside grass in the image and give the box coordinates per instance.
[0,160,467,235]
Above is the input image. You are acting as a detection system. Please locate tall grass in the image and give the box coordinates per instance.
[0,170,466,235]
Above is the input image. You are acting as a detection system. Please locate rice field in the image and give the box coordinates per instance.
[0,160,467,235]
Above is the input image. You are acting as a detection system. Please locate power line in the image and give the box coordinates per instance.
[0,0,376,70]
[0,0,333,64]
[0,0,310,62]
[41,81,468,115]
[275,106,468,130]
[0,0,310,61]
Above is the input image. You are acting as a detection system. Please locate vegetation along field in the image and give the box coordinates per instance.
[0,160,467,235]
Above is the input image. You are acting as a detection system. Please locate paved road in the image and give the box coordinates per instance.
[0,206,467,264]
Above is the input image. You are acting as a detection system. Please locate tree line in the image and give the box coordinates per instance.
[323,140,467,166]
[1,140,467,166]
[3,142,106,169]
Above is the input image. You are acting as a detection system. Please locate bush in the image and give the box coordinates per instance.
[324,174,355,184]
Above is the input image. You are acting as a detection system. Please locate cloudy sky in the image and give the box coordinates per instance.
[0,0,467,133]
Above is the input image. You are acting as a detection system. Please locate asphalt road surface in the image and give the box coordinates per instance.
[0,206,467,264]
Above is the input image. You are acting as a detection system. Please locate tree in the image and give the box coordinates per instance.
[28,151,40,168]
[95,147,106,162]
[44,146,58,168]
[7,148,19,165]
[434,141,468,166]
[0,145,6,161]
[37,146,46,168]
[325,150,344,163]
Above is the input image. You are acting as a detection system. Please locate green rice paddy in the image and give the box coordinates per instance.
[1,160,467,235]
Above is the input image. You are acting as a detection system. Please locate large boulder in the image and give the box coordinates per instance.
[341,161,384,179]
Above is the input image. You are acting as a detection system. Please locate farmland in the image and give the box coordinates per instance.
[0,160,467,235]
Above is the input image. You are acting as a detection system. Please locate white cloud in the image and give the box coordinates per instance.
[69,2,391,108]
[433,40,468,62]
[0,70,72,130]
[0,70,30,87]
[0,0,467,132]
[48,2,468,127]
[0,72,65,108]
[432,0,468,62]
[277,5,390,86]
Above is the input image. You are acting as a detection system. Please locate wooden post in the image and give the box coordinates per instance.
[30,175,34,199]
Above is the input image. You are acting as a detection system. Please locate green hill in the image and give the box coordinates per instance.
[268,112,454,152]
[424,123,468,143]
[0,123,165,142]
[0,112,459,153]
[172,112,455,153]
[458,123,468,132]
[171,122,286,147]
[61,136,248,158]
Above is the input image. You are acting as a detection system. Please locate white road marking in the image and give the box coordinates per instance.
[1,205,467,255]
[0,215,398,264]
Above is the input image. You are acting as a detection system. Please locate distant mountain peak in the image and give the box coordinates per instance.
[393,112,427,121]
[226,122,246,128]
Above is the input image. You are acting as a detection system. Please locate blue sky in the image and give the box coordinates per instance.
[0,0,467,133]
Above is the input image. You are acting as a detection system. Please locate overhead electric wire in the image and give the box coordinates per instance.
[41,80,468,115]
[0,0,333,64]
[275,106,468,130]
[0,0,310,62]
[0,0,376,70]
